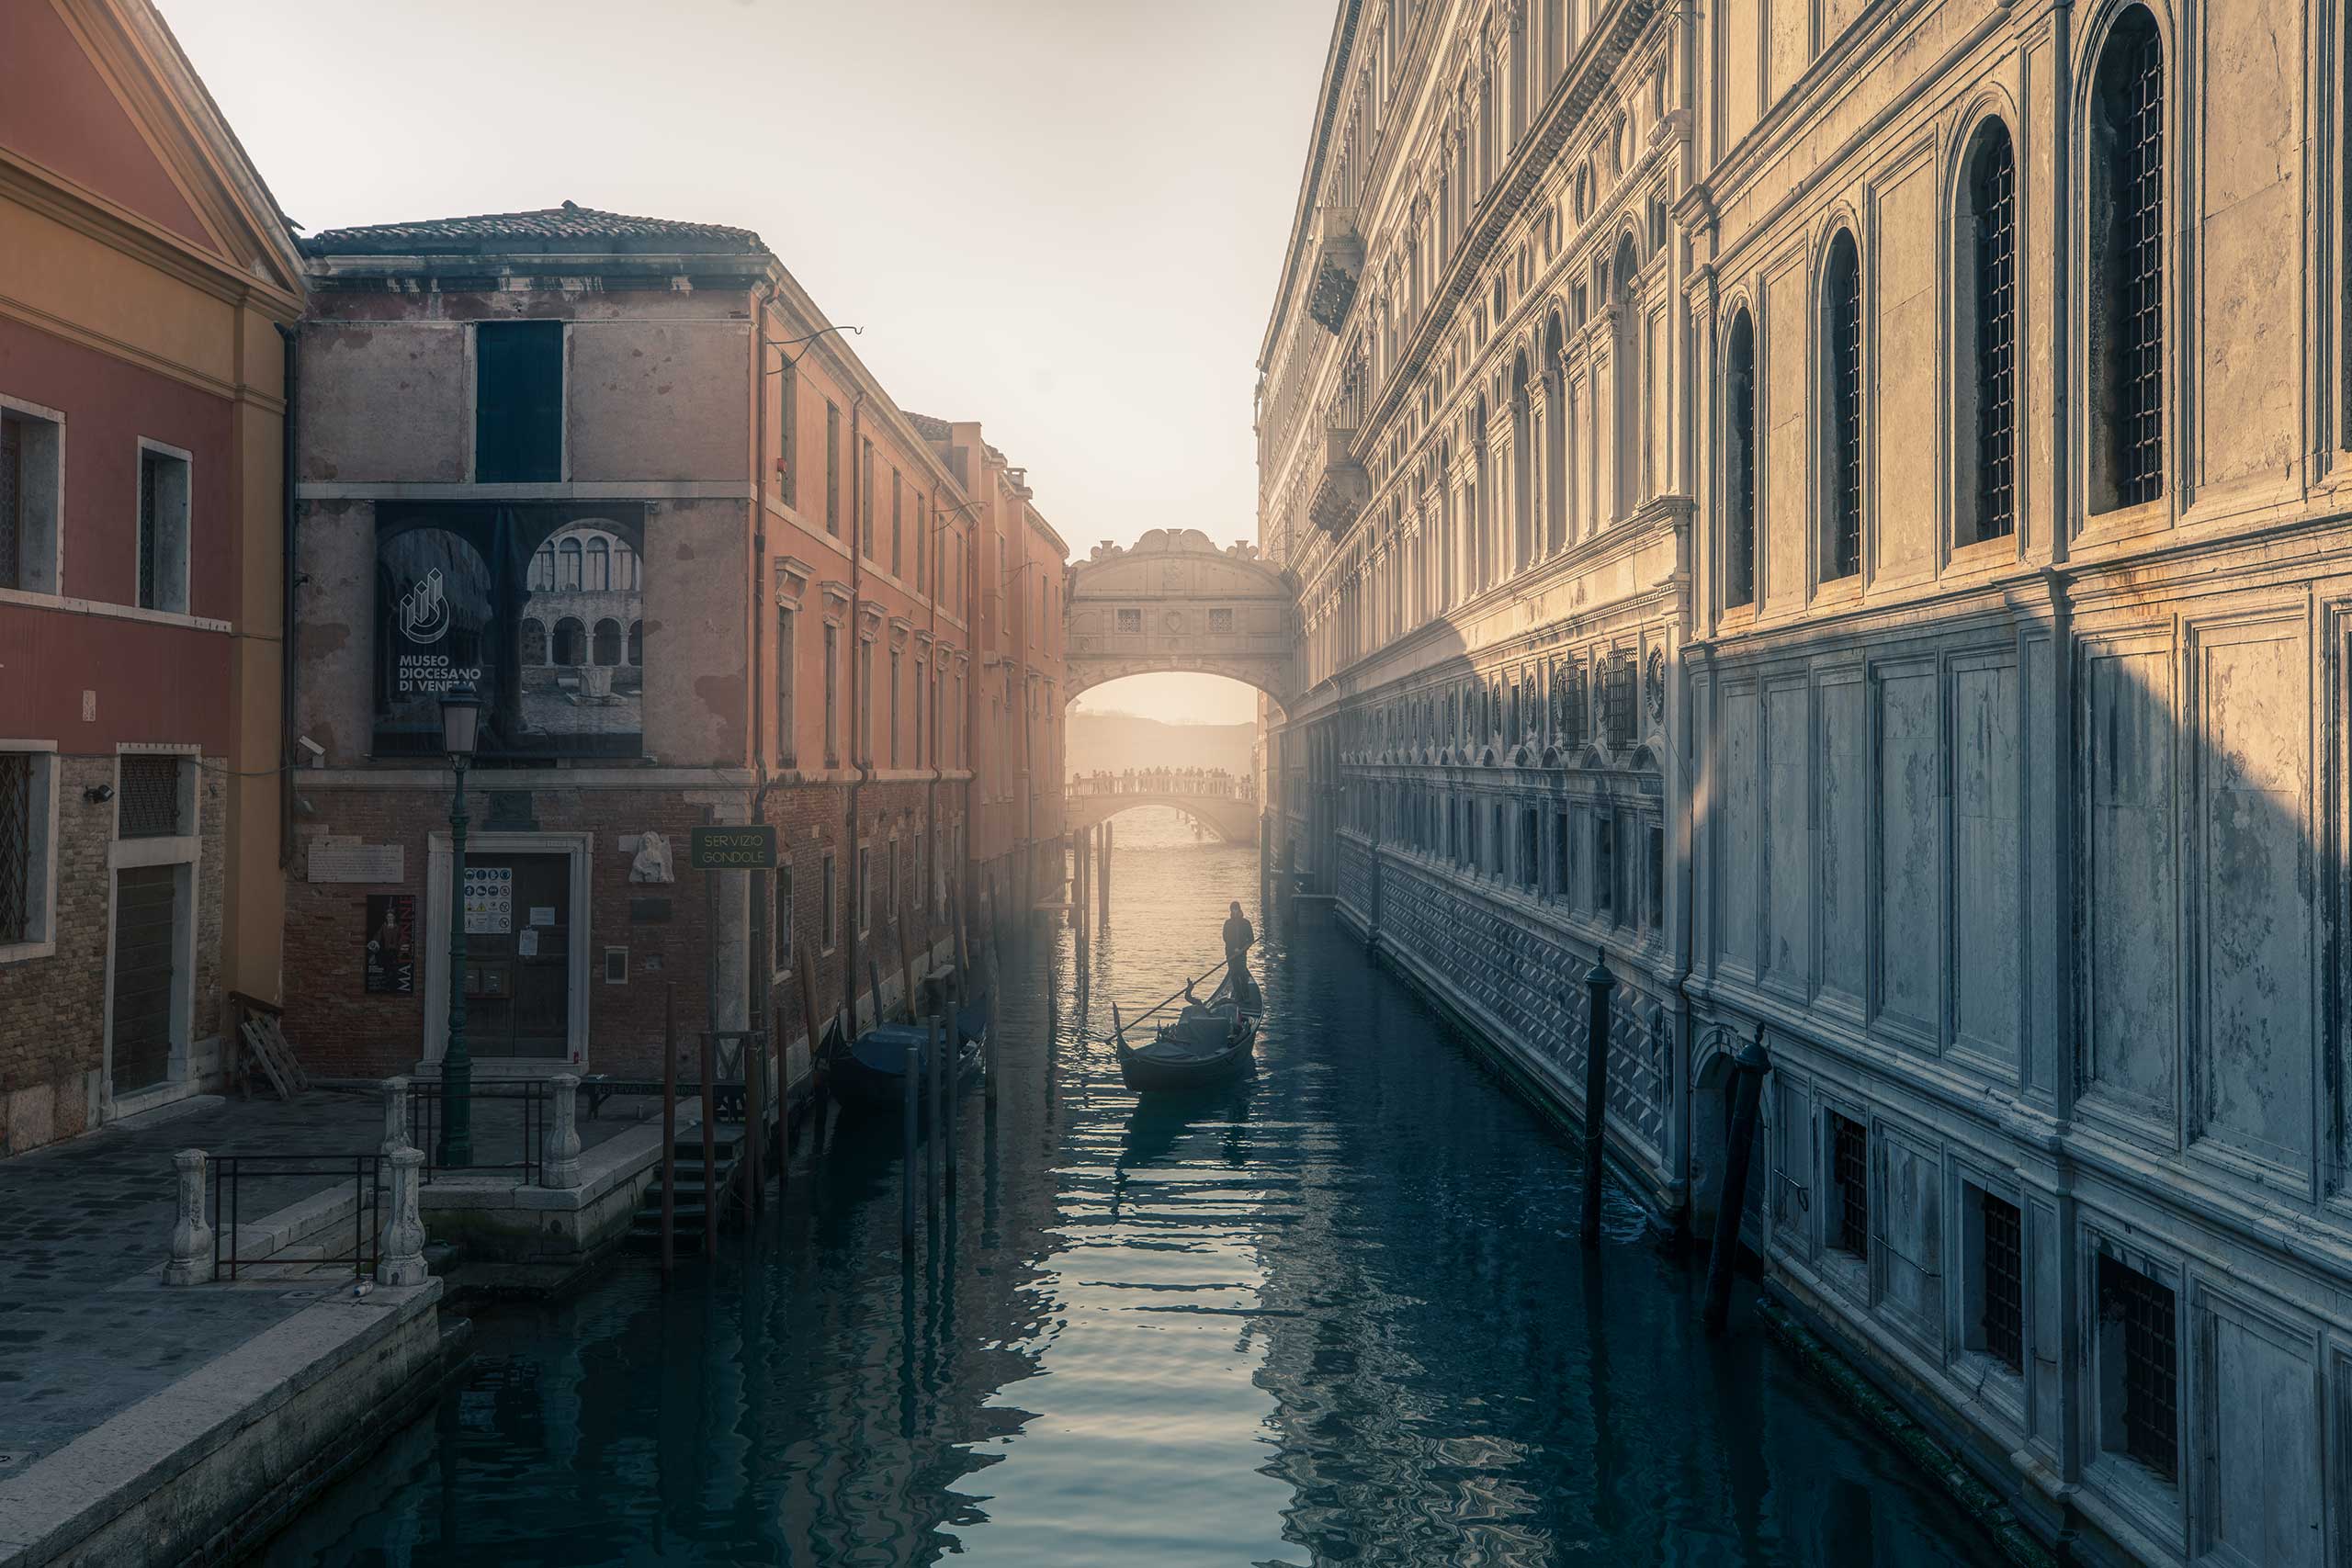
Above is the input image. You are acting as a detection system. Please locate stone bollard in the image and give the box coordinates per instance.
[381,1145,429,1286]
[380,1075,412,1156]
[542,1073,582,1189]
[164,1148,212,1285]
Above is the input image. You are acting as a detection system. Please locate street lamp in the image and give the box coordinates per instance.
[437,682,481,1168]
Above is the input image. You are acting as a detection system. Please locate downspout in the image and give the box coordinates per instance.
[276,321,299,875]
[844,389,869,1027]
[925,498,940,975]
[748,284,775,1083]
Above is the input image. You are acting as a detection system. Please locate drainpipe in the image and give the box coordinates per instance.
[844,390,869,1028]
[276,322,299,874]
[748,283,775,1087]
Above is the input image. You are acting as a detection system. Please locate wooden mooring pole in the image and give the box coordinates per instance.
[661,982,677,1279]
[901,1039,921,1254]
[1580,957,1616,1250]
[1703,1026,1774,1335]
[700,1023,718,1260]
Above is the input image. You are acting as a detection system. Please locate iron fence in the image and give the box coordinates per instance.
[408,1079,548,1184]
[210,1153,383,1283]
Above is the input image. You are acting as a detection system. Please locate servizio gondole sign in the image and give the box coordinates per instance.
[688,826,778,871]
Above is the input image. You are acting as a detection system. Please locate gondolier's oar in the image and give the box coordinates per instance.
[1121,958,1232,1032]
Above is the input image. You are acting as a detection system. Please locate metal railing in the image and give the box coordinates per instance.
[407,1079,548,1184]
[210,1153,383,1283]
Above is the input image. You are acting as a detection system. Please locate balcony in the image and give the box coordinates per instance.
[1306,206,1363,336]
[1306,424,1368,538]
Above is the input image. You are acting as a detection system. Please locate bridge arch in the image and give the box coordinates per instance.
[1064,788,1260,844]
[1066,528,1296,714]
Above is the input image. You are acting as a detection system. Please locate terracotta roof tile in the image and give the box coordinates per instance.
[303,201,763,255]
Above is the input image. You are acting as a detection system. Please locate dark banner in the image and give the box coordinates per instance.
[373,502,648,760]
[365,894,415,995]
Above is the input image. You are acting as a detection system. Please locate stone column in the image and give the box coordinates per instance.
[543,1073,582,1189]
[380,1075,412,1156]
[164,1148,211,1286]
[381,1145,429,1287]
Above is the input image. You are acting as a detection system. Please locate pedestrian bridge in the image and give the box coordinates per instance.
[1066,528,1296,712]
[1066,788,1261,844]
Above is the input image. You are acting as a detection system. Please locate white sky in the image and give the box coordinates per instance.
[162,0,1332,728]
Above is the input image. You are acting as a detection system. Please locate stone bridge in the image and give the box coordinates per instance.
[1066,527,1297,713]
[1066,789,1261,844]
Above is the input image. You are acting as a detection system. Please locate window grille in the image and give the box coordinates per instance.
[1830,1112,1870,1257]
[1725,311,1757,604]
[138,450,161,609]
[2104,14,2165,507]
[1978,1188,2024,1373]
[2099,1254,2177,1482]
[1,415,20,592]
[1560,665,1587,747]
[1825,236,1863,578]
[0,753,30,943]
[1602,655,1636,747]
[1971,128,2018,539]
[118,756,182,839]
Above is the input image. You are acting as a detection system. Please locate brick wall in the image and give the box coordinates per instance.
[2,753,228,1158]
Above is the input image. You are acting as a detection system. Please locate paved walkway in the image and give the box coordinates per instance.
[0,1088,652,1469]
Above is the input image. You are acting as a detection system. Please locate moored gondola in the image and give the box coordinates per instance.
[826,1019,983,1114]
[1114,964,1261,1091]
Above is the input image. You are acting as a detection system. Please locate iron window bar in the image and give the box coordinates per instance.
[1979,1188,2025,1373]
[2099,1253,2178,1483]
[1972,128,2018,540]
[2103,14,2165,507]
[1826,238,1864,579]
[1829,1113,1870,1257]
[1725,312,1758,604]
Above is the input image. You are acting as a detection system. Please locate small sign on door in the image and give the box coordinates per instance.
[464,865,513,934]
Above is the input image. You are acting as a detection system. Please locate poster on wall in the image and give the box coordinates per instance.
[372,502,648,760]
[364,895,415,995]
[465,865,514,934]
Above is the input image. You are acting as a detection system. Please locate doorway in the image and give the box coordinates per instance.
[108,864,179,1093]
[462,852,571,1059]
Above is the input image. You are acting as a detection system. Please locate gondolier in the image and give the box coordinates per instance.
[1222,901,1258,1010]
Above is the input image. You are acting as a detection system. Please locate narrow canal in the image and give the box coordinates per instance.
[265,810,1998,1566]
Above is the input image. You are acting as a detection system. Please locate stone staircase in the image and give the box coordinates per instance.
[625,1124,743,1254]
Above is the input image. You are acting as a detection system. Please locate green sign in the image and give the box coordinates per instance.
[689,825,777,871]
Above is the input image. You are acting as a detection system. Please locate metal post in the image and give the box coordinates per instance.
[662,983,676,1279]
[901,1040,921,1253]
[743,1029,763,1221]
[925,1016,942,1229]
[1580,957,1616,1249]
[1099,821,1112,927]
[1703,1027,1774,1335]
[985,984,1001,1108]
[943,1014,960,1202]
[700,1026,718,1259]
[439,757,473,1168]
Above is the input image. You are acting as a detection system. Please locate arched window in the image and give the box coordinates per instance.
[1724,308,1758,606]
[520,616,548,666]
[557,537,582,591]
[627,619,643,666]
[1965,121,2018,542]
[553,616,585,666]
[2089,6,2165,512]
[1822,231,1864,580]
[1510,354,1532,572]
[614,543,638,592]
[528,546,554,592]
[1543,317,1568,552]
[585,537,610,592]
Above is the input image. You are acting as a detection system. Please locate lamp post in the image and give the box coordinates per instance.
[437,682,481,1168]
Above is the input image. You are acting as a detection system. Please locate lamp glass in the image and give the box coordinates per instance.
[439,682,482,759]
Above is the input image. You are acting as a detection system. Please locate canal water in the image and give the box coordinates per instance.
[264,809,1998,1566]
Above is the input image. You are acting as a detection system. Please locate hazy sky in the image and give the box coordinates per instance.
[162,0,1328,727]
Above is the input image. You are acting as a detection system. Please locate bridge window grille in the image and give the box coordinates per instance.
[1116,608,1141,634]
[2098,1253,2177,1483]
[1724,310,1757,604]
[1823,232,1863,580]
[1829,1112,1870,1258]
[1602,657,1636,748]
[1977,1188,2024,1373]
[1969,124,2018,541]
[2092,8,2165,511]
[118,756,184,839]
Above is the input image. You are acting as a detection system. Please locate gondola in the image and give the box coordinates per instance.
[1114,965,1261,1091]
[825,1018,983,1114]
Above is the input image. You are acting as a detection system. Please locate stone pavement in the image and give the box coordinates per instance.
[0,1087,650,1470]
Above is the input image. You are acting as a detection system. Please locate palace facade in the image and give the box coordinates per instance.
[1258,2,2352,1562]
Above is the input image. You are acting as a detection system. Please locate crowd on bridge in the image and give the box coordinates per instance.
[1069,767,1256,802]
